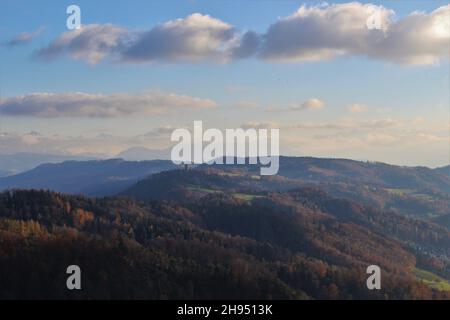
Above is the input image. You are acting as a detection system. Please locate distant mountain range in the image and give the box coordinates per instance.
[0,152,95,177]
[0,156,448,200]
[0,148,172,177]
[0,159,178,196]
[115,147,171,161]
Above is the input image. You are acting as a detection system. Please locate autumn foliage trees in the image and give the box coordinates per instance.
[0,185,449,300]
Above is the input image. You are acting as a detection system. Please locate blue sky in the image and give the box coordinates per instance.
[0,0,449,166]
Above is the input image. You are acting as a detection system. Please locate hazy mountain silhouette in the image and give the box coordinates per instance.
[0,159,178,196]
[0,152,95,176]
[116,147,171,161]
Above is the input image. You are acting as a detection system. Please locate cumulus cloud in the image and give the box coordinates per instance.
[0,90,217,118]
[367,5,450,65]
[122,13,235,63]
[347,103,368,113]
[230,31,261,59]
[36,14,236,64]
[36,24,128,64]
[33,3,450,65]
[6,27,44,47]
[259,3,450,65]
[259,3,393,62]
[265,98,325,112]
[290,98,325,111]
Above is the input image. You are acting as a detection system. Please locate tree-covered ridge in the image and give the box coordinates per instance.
[0,186,449,299]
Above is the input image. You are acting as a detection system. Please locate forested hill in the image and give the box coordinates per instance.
[436,165,450,177]
[206,157,450,194]
[1,188,449,299]
[122,166,450,222]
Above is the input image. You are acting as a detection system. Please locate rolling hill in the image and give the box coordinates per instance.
[1,156,449,221]
[436,165,450,177]
[122,161,450,222]
[207,157,450,194]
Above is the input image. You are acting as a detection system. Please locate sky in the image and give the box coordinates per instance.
[0,0,449,167]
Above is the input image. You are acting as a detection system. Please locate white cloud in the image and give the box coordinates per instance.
[367,5,450,65]
[290,98,325,111]
[265,98,325,112]
[260,3,450,65]
[0,90,217,118]
[6,27,44,47]
[36,14,236,64]
[347,103,368,113]
[36,24,128,64]
[123,13,236,63]
[34,4,450,66]
[260,3,393,62]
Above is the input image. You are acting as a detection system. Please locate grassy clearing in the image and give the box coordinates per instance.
[384,188,415,195]
[186,187,261,202]
[413,267,450,291]
[231,193,263,201]
[385,188,435,201]
[186,186,220,194]
[216,172,244,177]
[411,193,434,201]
